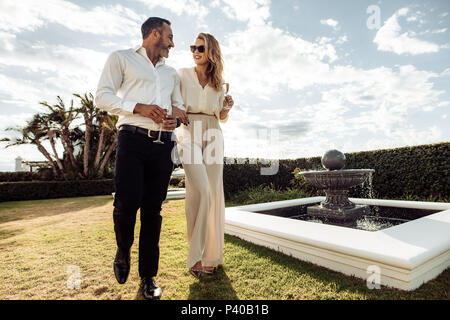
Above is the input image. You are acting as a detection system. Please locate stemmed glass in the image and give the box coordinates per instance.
[222,83,231,110]
[153,106,169,144]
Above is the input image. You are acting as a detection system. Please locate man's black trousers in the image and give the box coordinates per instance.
[113,129,174,278]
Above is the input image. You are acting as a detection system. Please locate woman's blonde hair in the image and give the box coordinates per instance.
[196,33,223,91]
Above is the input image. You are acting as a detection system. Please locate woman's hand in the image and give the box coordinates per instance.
[223,95,234,110]
[220,95,234,120]
[172,106,189,125]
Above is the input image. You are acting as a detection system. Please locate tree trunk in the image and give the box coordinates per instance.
[97,133,118,176]
[94,127,106,170]
[48,130,64,174]
[83,117,93,177]
[35,140,59,177]
[60,128,78,172]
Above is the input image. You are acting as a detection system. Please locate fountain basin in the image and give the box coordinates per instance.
[299,169,375,190]
[224,197,450,291]
[299,169,375,225]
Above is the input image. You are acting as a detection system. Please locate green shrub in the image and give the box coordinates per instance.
[0,171,45,182]
[0,179,114,202]
[223,143,450,202]
[227,184,309,206]
[169,177,185,188]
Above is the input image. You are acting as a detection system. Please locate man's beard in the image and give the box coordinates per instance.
[157,39,169,58]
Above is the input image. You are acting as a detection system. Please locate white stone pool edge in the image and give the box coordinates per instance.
[224,197,450,291]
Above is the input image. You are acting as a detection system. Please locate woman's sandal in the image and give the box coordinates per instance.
[202,266,217,275]
[189,268,202,279]
[189,261,203,279]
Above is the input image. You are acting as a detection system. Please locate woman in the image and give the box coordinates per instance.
[175,33,234,278]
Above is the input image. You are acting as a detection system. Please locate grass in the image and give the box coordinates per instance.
[226,185,309,207]
[0,195,449,300]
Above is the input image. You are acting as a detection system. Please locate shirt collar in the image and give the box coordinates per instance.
[134,45,165,67]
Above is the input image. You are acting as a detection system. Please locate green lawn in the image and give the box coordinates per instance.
[0,195,448,300]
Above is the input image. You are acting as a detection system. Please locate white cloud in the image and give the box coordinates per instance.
[0,74,56,112]
[430,28,447,34]
[437,101,450,107]
[218,0,271,26]
[0,34,109,116]
[441,68,450,77]
[374,8,441,55]
[222,24,338,97]
[0,0,144,36]
[0,31,16,51]
[137,0,209,21]
[320,18,339,30]
[0,41,107,94]
[221,24,445,157]
[336,35,348,45]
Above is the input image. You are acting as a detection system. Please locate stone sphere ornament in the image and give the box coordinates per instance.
[321,149,346,170]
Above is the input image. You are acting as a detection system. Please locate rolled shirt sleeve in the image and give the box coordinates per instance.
[95,52,137,116]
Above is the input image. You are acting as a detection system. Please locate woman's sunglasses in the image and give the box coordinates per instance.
[190,45,205,53]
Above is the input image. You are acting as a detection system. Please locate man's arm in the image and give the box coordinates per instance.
[95,52,137,116]
[95,52,167,123]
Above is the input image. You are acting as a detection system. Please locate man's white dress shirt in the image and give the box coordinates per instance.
[95,45,185,131]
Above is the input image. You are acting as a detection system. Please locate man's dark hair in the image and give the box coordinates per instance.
[141,17,171,40]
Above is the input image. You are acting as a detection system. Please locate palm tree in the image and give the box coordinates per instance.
[2,116,60,177]
[2,93,119,179]
[35,114,64,174]
[96,114,118,177]
[40,96,79,176]
[74,93,96,178]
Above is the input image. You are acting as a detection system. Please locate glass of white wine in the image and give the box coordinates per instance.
[153,106,169,144]
[222,82,231,110]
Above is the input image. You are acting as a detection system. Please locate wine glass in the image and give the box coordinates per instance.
[153,106,169,144]
[223,82,229,95]
[222,82,231,110]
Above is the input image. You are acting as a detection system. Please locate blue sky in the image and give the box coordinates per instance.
[0,0,449,171]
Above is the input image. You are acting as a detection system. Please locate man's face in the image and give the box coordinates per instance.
[156,23,174,58]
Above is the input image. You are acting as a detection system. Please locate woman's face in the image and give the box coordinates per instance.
[192,38,208,66]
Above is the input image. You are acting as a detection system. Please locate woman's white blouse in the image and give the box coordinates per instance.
[178,67,228,123]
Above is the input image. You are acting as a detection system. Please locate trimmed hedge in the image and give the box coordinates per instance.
[223,142,450,201]
[0,179,114,202]
[2,143,448,202]
[0,172,45,182]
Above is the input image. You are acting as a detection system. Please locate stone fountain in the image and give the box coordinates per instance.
[224,148,450,290]
[299,149,374,226]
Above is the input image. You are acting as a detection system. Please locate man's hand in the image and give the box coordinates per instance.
[161,115,177,131]
[172,106,189,125]
[134,103,167,123]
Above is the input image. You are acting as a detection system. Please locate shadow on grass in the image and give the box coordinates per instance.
[134,282,146,300]
[131,274,238,301]
[0,227,24,241]
[224,234,450,300]
[187,267,239,300]
[0,195,113,224]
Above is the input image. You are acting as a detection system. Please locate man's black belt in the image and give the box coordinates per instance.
[120,125,174,141]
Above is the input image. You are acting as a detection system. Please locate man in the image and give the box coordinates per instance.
[95,17,187,300]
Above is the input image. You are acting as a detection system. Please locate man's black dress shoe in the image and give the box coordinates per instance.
[142,277,162,300]
[113,248,130,284]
